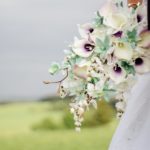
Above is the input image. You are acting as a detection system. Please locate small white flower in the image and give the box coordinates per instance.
[75,121,81,127]
[77,107,84,116]
[78,117,84,122]
[58,85,67,98]
[116,93,124,100]
[116,112,124,119]
[74,115,78,121]
[82,100,88,107]
[87,83,95,91]
[116,101,126,112]
[70,108,75,114]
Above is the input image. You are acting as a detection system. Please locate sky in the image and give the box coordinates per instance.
[0,0,105,100]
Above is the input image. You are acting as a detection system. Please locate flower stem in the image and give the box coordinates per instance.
[43,69,69,84]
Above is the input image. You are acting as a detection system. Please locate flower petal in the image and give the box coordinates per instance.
[114,42,133,60]
[78,23,94,38]
[138,30,150,49]
[109,65,126,84]
[134,57,150,74]
[73,65,88,79]
[73,38,94,57]
[104,13,127,29]
[99,1,117,17]
[90,28,106,43]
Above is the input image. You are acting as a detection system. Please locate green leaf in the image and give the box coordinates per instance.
[49,63,61,75]
[96,38,103,46]
[102,82,116,101]
[93,11,104,27]
[90,77,100,84]
[115,0,124,8]
[103,91,115,102]
[95,36,110,54]
[120,61,135,75]
[127,28,137,44]
[104,36,110,49]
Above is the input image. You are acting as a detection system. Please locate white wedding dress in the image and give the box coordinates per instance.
[108,0,150,149]
[109,73,150,150]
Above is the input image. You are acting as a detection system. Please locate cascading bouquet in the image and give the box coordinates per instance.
[44,0,150,131]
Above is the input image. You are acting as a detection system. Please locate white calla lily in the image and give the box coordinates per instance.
[109,65,126,84]
[114,42,133,61]
[136,4,147,23]
[100,1,127,30]
[78,23,94,38]
[72,38,95,57]
[138,30,150,49]
[90,28,106,43]
[134,57,150,74]
[99,1,117,17]
[104,13,127,30]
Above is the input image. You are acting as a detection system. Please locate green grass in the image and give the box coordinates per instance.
[0,102,118,150]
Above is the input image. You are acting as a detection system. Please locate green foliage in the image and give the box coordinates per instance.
[32,118,59,130]
[63,111,74,129]
[103,83,116,102]
[89,77,100,84]
[0,102,118,150]
[49,63,60,75]
[95,36,110,54]
[115,0,124,7]
[94,100,115,124]
[120,61,135,75]
[126,28,137,44]
[63,100,115,129]
[93,11,104,27]
[83,100,115,127]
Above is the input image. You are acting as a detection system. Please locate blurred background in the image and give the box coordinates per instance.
[0,0,118,150]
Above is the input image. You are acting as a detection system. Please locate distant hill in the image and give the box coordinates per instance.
[39,96,72,102]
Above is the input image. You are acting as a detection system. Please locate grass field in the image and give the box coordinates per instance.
[0,102,118,150]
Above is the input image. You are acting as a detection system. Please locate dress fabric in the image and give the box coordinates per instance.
[109,73,150,150]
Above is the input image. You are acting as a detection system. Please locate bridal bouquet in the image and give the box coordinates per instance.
[44,0,150,131]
